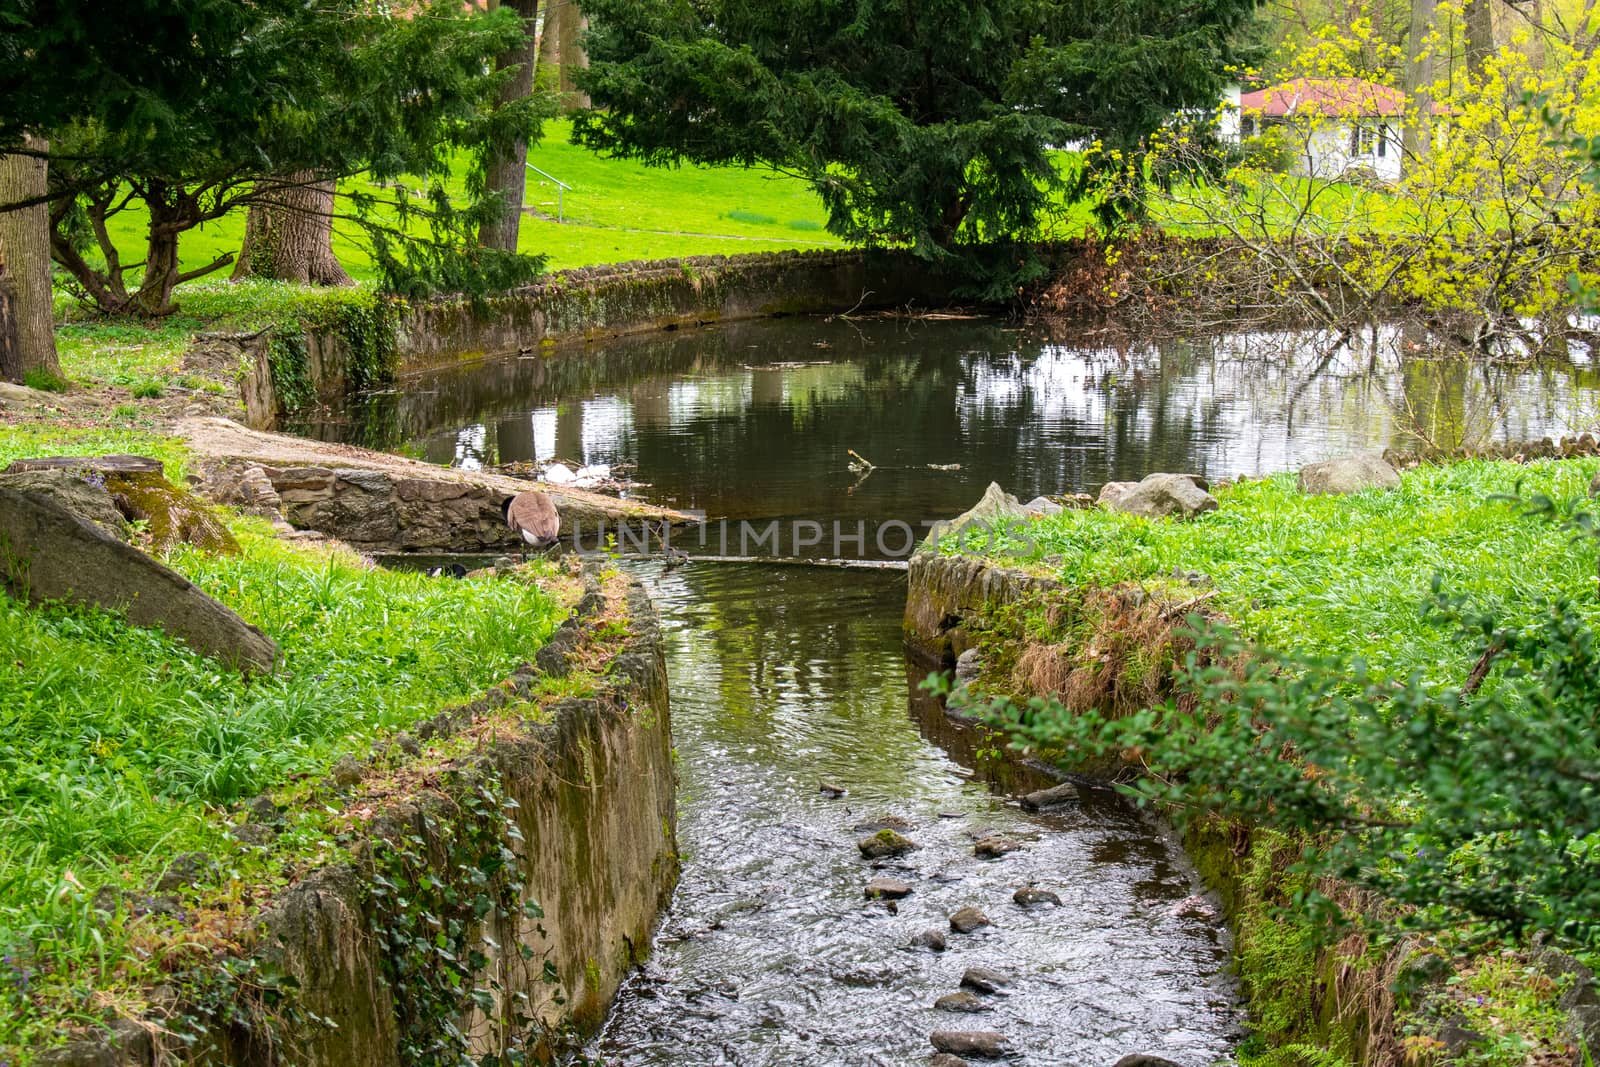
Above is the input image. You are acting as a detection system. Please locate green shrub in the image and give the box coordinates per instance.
[131,380,163,399]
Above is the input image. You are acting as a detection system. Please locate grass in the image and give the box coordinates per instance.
[92,120,845,286]
[0,423,190,481]
[0,518,564,1053]
[956,459,1600,1066]
[963,458,1600,684]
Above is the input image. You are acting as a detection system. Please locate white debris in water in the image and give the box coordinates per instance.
[542,462,577,485]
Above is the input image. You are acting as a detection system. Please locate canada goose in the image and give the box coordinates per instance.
[502,490,560,553]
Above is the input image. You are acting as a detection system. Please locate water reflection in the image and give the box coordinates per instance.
[301,318,1600,531]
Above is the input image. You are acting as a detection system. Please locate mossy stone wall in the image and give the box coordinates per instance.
[244,249,966,428]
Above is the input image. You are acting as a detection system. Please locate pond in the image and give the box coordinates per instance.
[318,316,1599,1065]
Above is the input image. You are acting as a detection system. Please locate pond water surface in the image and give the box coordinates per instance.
[321,317,1599,1065]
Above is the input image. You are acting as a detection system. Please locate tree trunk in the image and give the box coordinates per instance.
[1464,0,1496,78]
[555,0,590,111]
[0,137,60,383]
[1402,0,1437,169]
[233,172,352,285]
[1517,0,1546,69]
[479,0,540,252]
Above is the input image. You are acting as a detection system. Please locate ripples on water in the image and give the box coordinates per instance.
[584,565,1238,1066]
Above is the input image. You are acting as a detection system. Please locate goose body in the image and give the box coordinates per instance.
[502,490,560,549]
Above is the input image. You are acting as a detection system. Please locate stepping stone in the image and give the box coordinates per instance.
[930,1031,1012,1059]
[960,967,1011,995]
[934,991,991,1013]
[865,876,912,900]
[949,906,992,934]
[1013,887,1062,907]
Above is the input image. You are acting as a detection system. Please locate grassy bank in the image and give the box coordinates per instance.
[965,457,1599,686]
[938,456,1600,1065]
[0,507,568,1056]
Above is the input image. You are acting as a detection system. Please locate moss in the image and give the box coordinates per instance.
[104,470,239,556]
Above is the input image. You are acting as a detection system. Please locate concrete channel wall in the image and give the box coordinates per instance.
[242,249,969,428]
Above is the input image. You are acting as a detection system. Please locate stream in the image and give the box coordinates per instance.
[318,316,1599,1065]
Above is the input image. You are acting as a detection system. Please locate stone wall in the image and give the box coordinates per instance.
[41,572,676,1067]
[903,551,1061,669]
[243,249,968,427]
[182,415,687,553]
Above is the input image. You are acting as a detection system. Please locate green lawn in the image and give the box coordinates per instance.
[100,119,844,283]
[955,457,1600,687]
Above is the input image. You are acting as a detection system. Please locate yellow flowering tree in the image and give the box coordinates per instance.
[1140,1,1600,353]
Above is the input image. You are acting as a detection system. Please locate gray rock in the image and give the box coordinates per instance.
[35,1018,155,1067]
[1534,949,1600,1057]
[1097,481,1139,508]
[333,468,393,494]
[5,454,163,476]
[1013,887,1062,907]
[855,814,916,832]
[858,829,919,859]
[156,852,215,893]
[1019,781,1079,811]
[247,794,281,823]
[1437,1015,1486,1054]
[935,483,1029,545]
[865,877,912,900]
[536,626,582,677]
[1113,1056,1185,1067]
[0,469,128,539]
[949,906,992,934]
[929,1056,971,1067]
[0,486,279,674]
[955,647,983,684]
[329,755,364,789]
[934,991,991,1013]
[930,1031,1011,1059]
[909,927,948,952]
[973,835,1023,859]
[818,781,847,798]
[960,967,1011,994]
[232,822,277,846]
[1103,473,1218,520]
[1297,452,1401,495]
[1022,496,1063,517]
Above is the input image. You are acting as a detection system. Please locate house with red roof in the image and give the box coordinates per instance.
[1232,77,1432,183]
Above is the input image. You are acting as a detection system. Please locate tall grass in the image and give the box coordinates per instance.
[0,518,561,1037]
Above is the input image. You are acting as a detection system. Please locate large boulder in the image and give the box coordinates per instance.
[0,469,128,540]
[935,483,1027,543]
[3,456,238,555]
[1297,452,1401,495]
[0,486,278,674]
[1100,473,1218,520]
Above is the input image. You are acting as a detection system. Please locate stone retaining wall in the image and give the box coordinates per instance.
[903,552,1061,669]
[41,571,676,1067]
[243,249,968,427]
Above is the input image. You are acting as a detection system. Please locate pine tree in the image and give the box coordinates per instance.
[576,0,1256,271]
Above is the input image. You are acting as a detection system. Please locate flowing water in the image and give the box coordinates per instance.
[322,317,1599,1065]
